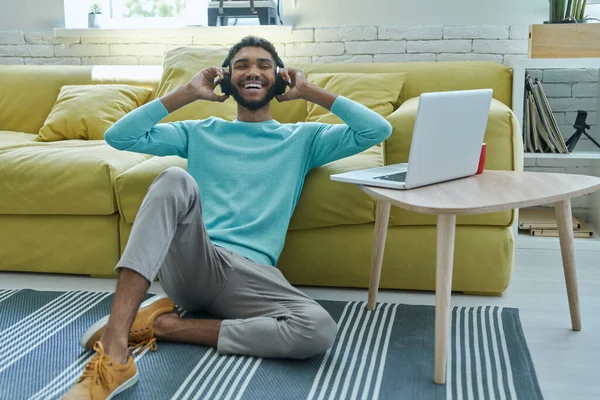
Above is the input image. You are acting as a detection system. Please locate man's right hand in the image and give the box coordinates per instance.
[160,66,230,114]
[187,67,230,103]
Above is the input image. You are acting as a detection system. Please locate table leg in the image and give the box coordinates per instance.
[434,214,456,385]
[555,199,582,331]
[367,200,391,311]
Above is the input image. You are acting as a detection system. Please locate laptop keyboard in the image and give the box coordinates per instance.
[374,171,407,182]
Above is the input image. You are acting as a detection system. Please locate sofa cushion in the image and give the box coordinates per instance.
[305,72,406,124]
[384,97,521,227]
[115,147,383,230]
[154,47,238,123]
[115,155,188,224]
[299,61,512,108]
[38,84,152,142]
[290,146,382,230]
[0,135,149,215]
[0,65,160,134]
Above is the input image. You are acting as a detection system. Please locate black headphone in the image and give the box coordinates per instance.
[219,55,287,96]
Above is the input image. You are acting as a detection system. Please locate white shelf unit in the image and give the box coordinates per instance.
[510,58,600,251]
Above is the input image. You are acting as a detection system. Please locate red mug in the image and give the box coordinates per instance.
[476,143,486,175]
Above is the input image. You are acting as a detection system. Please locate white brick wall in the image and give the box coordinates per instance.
[54,44,109,57]
[345,40,406,55]
[24,57,81,65]
[0,44,53,57]
[407,40,471,53]
[436,53,503,63]
[378,26,442,40]
[315,27,377,42]
[509,25,529,40]
[473,40,527,54]
[543,69,599,83]
[573,83,598,98]
[110,44,167,57]
[548,98,597,112]
[83,36,191,44]
[313,55,374,63]
[542,84,571,98]
[0,25,532,66]
[0,57,24,64]
[284,56,312,64]
[0,31,25,44]
[25,31,79,45]
[374,53,435,63]
[443,25,509,39]
[285,42,344,57]
[81,56,139,65]
[291,29,314,43]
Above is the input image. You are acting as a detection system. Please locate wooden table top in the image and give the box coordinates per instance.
[359,170,600,215]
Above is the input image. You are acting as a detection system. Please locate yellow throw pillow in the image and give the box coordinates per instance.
[155,46,237,123]
[37,84,152,142]
[305,72,407,124]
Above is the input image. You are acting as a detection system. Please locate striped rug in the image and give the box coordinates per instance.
[0,289,542,399]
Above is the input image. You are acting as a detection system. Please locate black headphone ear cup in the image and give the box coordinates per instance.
[275,75,286,95]
[221,74,231,96]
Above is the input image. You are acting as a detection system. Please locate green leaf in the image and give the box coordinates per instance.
[578,0,587,19]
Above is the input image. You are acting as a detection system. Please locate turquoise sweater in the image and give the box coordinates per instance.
[105,96,392,267]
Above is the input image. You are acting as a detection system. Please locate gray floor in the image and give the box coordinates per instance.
[1,248,599,400]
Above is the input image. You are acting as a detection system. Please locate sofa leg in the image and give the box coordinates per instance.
[367,200,391,311]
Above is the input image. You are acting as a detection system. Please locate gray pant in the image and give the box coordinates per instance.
[117,167,338,359]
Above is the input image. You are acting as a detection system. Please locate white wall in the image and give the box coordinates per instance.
[284,0,548,28]
[1,0,550,30]
[0,0,65,30]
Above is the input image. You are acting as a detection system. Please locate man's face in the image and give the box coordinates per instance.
[229,46,278,111]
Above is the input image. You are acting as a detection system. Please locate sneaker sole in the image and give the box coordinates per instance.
[107,371,139,400]
[80,294,169,349]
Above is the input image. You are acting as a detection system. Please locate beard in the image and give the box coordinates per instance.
[230,83,277,111]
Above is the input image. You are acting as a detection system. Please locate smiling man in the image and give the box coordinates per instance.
[64,36,392,399]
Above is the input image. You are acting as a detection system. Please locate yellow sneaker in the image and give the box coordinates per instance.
[80,294,175,353]
[62,341,137,400]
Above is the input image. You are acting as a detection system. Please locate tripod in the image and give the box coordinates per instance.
[565,110,600,152]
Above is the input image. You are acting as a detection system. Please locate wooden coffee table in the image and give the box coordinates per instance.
[358,170,600,385]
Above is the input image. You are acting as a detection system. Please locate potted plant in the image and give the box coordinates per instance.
[547,0,589,23]
[88,3,105,28]
[528,0,599,58]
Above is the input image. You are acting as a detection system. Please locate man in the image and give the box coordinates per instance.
[64,35,392,399]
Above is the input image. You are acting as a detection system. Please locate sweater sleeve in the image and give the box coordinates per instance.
[308,96,392,169]
[104,99,189,158]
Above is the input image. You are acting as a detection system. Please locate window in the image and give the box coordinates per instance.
[72,0,283,28]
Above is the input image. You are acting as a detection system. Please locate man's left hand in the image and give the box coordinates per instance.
[276,67,338,110]
[275,68,309,103]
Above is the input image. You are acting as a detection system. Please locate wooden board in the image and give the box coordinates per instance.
[529,23,600,59]
[359,171,600,216]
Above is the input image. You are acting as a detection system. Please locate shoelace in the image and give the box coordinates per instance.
[128,328,158,356]
[79,342,115,396]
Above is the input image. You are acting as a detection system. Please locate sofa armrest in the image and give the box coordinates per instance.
[384,97,524,172]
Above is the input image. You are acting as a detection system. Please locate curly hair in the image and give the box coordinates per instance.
[224,35,282,68]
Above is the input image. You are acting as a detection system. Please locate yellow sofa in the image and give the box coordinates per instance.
[0,59,523,295]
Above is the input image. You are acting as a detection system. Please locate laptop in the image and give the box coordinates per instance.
[330,89,493,190]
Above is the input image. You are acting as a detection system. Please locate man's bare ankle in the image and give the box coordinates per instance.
[154,312,179,338]
[100,340,129,365]
[99,331,129,365]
